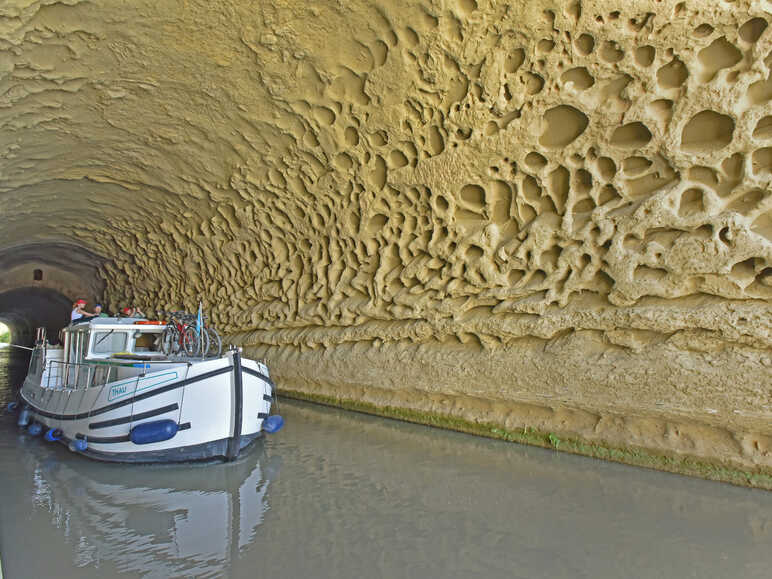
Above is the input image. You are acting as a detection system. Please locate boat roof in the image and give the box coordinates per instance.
[65,318,165,332]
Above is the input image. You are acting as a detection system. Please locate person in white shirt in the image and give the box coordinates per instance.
[71,299,96,324]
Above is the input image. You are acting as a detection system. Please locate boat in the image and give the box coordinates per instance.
[11,318,283,462]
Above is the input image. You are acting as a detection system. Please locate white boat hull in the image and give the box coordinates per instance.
[19,349,274,462]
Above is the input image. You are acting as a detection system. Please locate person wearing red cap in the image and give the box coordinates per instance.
[120,306,146,318]
[71,299,97,323]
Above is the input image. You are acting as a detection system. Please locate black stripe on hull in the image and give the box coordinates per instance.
[242,366,274,387]
[67,431,262,463]
[89,403,179,430]
[76,422,191,444]
[22,365,232,421]
[226,350,244,461]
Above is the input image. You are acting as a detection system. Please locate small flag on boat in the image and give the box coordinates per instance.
[196,301,203,336]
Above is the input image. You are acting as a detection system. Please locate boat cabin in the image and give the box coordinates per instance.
[63,318,166,364]
[30,318,169,390]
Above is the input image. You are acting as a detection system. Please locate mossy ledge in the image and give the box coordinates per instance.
[280,388,772,491]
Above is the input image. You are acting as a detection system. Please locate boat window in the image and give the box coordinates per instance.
[92,331,128,354]
[133,332,162,352]
[67,332,79,363]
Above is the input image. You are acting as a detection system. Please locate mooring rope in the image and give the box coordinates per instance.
[3,344,34,351]
[176,362,192,426]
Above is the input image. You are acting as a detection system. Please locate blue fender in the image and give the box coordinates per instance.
[130,420,178,445]
[27,422,43,436]
[68,439,88,452]
[17,407,31,427]
[44,428,63,442]
[263,414,284,434]
[7,401,19,412]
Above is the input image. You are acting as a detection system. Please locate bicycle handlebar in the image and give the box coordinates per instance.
[157,310,209,322]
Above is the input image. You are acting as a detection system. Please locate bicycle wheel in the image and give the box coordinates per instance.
[161,326,180,356]
[206,327,222,358]
[199,327,209,358]
[183,326,208,357]
[182,327,199,357]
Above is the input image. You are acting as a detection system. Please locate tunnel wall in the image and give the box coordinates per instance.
[0,0,770,485]
[0,244,104,307]
[0,263,98,304]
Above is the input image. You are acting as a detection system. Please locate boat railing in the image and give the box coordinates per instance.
[43,360,117,390]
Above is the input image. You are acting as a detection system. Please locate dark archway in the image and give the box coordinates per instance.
[0,287,73,346]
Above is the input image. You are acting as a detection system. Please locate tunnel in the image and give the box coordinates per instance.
[0,242,105,345]
[0,0,770,484]
[0,288,73,345]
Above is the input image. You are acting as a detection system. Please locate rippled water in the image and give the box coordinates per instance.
[1,347,771,578]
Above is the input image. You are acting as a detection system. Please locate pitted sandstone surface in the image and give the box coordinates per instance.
[1,1,770,479]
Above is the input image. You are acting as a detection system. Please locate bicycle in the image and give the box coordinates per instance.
[159,310,221,358]
[200,314,222,358]
[159,311,206,357]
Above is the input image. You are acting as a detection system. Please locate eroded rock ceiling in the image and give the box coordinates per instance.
[1,0,770,478]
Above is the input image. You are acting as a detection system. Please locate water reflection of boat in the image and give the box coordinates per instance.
[26,443,281,577]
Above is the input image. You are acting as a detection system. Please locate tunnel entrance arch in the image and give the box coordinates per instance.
[0,242,105,301]
[0,287,73,346]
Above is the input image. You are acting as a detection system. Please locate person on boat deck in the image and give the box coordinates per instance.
[120,306,146,318]
[93,304,110,317]
[71,299,97,324]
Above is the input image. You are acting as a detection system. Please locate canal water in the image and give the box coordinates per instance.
[0,347,771,578]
